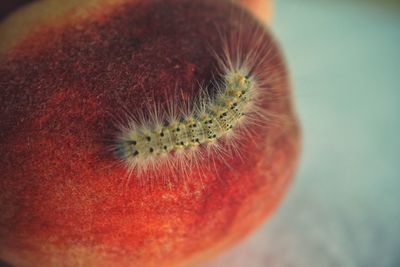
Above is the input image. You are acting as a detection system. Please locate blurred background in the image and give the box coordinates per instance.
[1,0,399,266]
[203,0,400,266]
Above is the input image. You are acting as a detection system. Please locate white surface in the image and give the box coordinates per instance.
[202,1,400,266]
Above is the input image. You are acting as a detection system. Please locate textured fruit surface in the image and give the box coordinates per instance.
[0,0,299,266]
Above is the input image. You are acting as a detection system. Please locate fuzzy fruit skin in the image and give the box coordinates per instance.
[237,0,272,23]
[0,0,300,266]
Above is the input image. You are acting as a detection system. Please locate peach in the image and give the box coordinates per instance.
[0,0,299,266]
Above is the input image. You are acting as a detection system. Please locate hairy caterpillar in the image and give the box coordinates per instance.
[111,10,282,183]
[116,67,253,167]
[112,44,275,183]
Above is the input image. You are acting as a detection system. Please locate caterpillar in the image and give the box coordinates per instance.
[112,20,277,182]
[113,59,264,180]
[116,69,252,156]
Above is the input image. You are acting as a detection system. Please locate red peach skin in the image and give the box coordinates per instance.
[0,0,299,266]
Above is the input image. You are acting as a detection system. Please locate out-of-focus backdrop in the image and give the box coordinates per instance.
[203,0,400,266]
